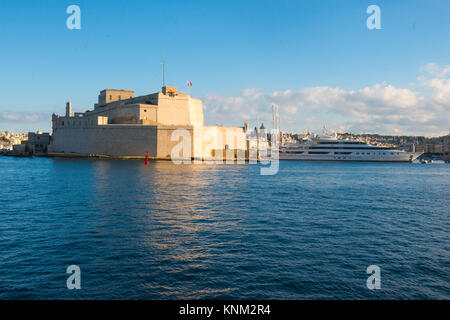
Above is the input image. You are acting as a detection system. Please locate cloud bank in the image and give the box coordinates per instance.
[203,64,450,136]
[0,112,49,123]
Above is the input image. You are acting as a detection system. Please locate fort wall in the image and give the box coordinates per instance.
[50,86,246,160]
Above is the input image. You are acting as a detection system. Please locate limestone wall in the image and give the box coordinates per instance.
[139,105,158,123]
[50,123,245,160]
[188,98,204,127]
[98,89,135,106]
[51,125,158,157]
[200,126,246,160]
[105,104,140,124]
[157,94,204,126]
[156,126,198,159]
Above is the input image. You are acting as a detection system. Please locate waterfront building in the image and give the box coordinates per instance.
[8,130,51,156]
[244,123,270,161]
[49,86,247,160]
[444,135,450,162]
[12,142,26,154]
[27,130,51,155]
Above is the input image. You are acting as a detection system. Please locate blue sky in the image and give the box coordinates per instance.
[0,0,449,135]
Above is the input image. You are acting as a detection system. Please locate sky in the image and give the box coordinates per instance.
[0,0,449,136]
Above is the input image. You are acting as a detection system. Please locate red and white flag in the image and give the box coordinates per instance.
[187,81,192,87]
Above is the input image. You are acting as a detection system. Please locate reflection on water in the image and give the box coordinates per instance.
[88,160,248,298]
[0,157,449,299]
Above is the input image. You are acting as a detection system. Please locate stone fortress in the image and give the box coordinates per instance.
[49,86,248,160]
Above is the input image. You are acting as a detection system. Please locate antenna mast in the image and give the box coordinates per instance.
[162,59,166,87]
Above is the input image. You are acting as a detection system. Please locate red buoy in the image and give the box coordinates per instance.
[145,152,149,165]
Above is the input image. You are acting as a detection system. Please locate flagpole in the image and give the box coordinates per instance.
[163,61,165,86]
[186,81,192,97]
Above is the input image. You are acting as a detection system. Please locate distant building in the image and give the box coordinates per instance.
[8,130,51,156]
[444,135,450,162]
[12,143,26,154]
[245,123,270,160]
[27,130,51,155]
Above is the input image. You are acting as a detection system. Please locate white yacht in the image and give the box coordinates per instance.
[280,133,423,162]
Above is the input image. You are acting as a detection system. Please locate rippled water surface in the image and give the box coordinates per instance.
[0,156,449,299]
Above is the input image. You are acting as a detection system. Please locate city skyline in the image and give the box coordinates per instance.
[0,0,449,136]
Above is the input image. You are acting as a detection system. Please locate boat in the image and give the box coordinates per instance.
[279,132,423,162]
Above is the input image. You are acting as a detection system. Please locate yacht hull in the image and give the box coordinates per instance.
[279,152,423,162]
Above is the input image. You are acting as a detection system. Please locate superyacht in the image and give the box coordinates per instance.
[279,132,422,162]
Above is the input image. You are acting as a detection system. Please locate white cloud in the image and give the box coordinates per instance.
[283,106,297,115]
[428,78,450,105]
[421,62,450,78]
[0,112,48,123]
[202,79,449,136]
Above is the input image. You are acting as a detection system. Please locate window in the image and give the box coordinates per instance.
[109,95,112,100]
[119,95,121,100]
[144,109,147,112]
